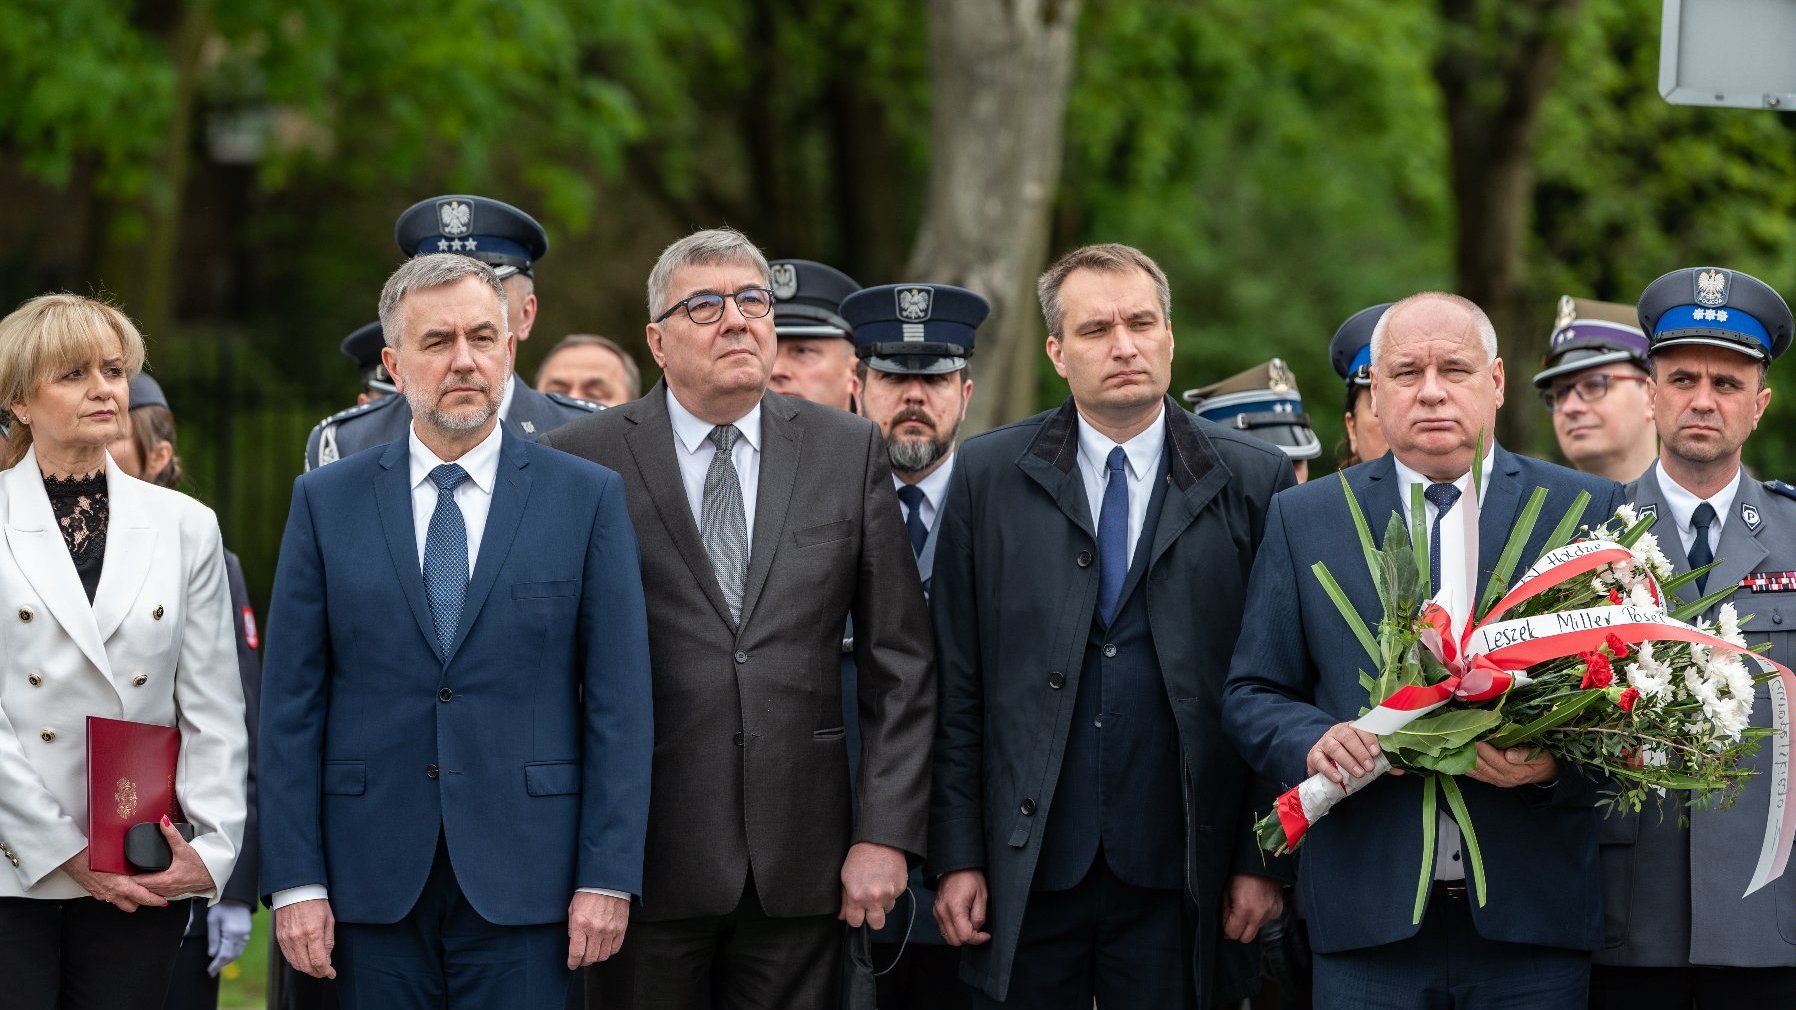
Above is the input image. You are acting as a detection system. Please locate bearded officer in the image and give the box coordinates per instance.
[304,195,596,470]
[1595,266,1796,1009]
[1531,296,1656,483]
[1184,359,1323,483]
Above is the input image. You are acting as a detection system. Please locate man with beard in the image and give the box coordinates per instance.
[839,281,986,1009]
[260,254,654,1009]
[1532,296,1657,482]
[1594,266,1796,1008]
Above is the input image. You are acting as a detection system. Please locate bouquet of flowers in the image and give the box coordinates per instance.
[1255,463,1795,922]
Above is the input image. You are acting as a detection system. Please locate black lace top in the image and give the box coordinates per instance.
[44,469,107,603]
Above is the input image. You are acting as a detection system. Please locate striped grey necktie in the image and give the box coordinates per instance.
[701,424,748,624]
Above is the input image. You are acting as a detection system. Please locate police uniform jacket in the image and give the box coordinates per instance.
[1599,463,1796,967]
[304,376,596,470]
[927,397,1292,1005]
[0,447,247,902]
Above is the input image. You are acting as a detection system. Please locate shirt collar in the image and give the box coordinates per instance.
[497,373,518,421]
[666,386,763,456]
[409,419,504,494]
[894,450,956,507]
[1391,449,1497,517]
[1655,464,1743,537]
[1075,402,1166,481]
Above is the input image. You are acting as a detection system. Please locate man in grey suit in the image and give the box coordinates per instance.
[1595,265,1796,1007]
[541,228,936,1010]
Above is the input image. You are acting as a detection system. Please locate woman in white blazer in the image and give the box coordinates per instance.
[0,294,247,1010]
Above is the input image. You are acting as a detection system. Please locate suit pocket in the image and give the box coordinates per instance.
[812,726,846,741]
[321,761,366,796]
[524,761,580,796]
[792,519,852,549]
[512,579,578,600]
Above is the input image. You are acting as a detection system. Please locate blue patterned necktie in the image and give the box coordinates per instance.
[1689,501,1716,592]
[1096,446,1129,624]
[896,484,929,557]
[423,463,471,656]
[701,425,748,624]
[1425,482,1462,596]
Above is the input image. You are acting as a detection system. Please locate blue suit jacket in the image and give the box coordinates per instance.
[1222,447,1622,954]
[259,429,653,926]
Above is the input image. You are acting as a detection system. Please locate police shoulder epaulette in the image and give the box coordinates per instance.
[1763,479,1796,504]
[315,394,402,429]
[544,391,602,412]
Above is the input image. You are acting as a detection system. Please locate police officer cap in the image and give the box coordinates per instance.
[769,260,860,339]
[394,194,548,279]
[1637,266,1792,364]
[841,283,988,376]
[339,321,395,393]
[128,372,169,412]
[1182,358,1321,461]
[1531,296,1649,388]
[1329,303,1392,388]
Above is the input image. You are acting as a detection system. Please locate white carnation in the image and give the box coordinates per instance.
[1717,603,1744,646]
[1615,503,1640,526]
[1627,584,1658,609]
[1711,695,1752,741]
[1626,642,1673,697]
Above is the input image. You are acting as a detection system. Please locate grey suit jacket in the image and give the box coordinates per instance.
[540,381,935,921]
[1598,462,1796,967]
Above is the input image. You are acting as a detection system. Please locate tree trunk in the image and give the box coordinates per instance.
[907,0,1082,435]
[1435,0,1584,451]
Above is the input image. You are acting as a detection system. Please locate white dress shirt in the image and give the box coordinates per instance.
[667,387,762,540]
[1075,404,1166,560]
[1391,451,1497,882]
[498,374,519,420]
[273,419,626,909]
[1655,464,1742,558]
[893,451,956,534]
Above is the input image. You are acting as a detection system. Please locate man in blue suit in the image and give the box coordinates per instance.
[1223,292,1623,1009]
[260,253,653,1010]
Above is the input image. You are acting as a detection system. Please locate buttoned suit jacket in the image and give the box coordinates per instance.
[1223,447,1624,955]
[926,397,1294,1004]
[0,447,246,902]
[258,429,653,925]
[540,381,935,921]
[1596,463,1796,966]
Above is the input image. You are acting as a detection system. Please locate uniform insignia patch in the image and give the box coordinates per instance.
[771,263,798,300]
[1742,502,1761,532]
[521,420,536,434]
[897,286,932,322]
[1764,479,1796,503]
[1695,267,1729,308]
[1554,295,1577,335]
[1637,502,1658,520]
[438,199,472,238]
[1268,358,1294,395]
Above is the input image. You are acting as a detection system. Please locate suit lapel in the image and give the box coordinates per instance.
[1357,454,1406,547]
[1629,462,1692,573]
[90,456,155,645]
[445,433,533,659]
[502,377,555,440]
[1017,398,1097,541]
[1476,446,1525,581]
[373,439,439,656]
[2,449,112,678]
[1707,473,1769,607]
[738,393,800,630]
[1147,398,1232,568]
[623,383,737,630]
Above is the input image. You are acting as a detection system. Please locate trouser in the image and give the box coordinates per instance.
[1589,963,1796,1009]
[0,894,190,1010]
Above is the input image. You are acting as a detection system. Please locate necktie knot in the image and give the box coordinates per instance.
[1105,446,1127,476]
[710,424,740,453]
[896,484,925,511]
[1425,481,1462,514]
[1691,501,1717,530]
[430,463,469,494]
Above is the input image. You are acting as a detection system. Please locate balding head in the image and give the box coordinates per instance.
[1368,292,1506,482]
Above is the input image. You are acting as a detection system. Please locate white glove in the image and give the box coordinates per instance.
[206,900,253,976]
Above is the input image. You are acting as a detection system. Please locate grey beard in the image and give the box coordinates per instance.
[888,435,950,474]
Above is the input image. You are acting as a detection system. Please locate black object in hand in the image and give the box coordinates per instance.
[124,821,194,872]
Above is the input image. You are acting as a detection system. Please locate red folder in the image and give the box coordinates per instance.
[86,717,181,874]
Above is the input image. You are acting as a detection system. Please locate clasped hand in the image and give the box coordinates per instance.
[61,818,215,912]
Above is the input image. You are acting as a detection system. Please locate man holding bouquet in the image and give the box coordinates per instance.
[1592,266,1796,1008]
[1223,292,1623,1008]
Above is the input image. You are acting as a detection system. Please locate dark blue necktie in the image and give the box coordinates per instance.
[424,463,471,656]
[1425,482,1462,596]
[1689,501,1716,592]
[896,484,929,558]
[1096,446,1129,624]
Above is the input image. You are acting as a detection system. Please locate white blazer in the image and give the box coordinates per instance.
[0,446,245,903]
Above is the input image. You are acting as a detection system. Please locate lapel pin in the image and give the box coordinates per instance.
[521,420,536,434]
[1742,502,1762,533]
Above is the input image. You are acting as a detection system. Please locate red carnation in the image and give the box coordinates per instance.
[1607,587,1624,606]
[1581,652,1614,690]
[1618,687,1641,712]
[1605,633,1630,659]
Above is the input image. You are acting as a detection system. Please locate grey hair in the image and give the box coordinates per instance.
[378,253,509,348]
[1368,291,1499,367]
[1036,243,1173,338]
[644,228,772,320]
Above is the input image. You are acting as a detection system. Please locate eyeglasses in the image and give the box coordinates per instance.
[1539,372,1649,411]
[653,287,775,326]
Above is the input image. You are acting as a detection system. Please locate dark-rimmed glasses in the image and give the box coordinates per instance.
[1539,372,1649,411]
[653,287,775,325]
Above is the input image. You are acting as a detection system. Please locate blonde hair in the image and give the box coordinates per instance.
[0,294,147,470]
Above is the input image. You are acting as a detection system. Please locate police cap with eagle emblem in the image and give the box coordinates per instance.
[1532,295,1650,387]
[1637,266,1792,363]
[841,282,988,376]
[1182,358,1322,460]
[339,321,395,395]
[768,259,861,340]
[1328,303,1392,388]
[127,371,169,412]
[394,194,548,279]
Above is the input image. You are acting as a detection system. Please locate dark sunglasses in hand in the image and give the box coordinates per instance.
[1539,371,1649,412]
[654,287,776,325]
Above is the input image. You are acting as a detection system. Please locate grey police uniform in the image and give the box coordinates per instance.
[304,379,597,470]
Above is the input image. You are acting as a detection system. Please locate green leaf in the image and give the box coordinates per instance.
[1670,575,1738,622]
[1486,688,1607,749]
[1616,510,1658,548]
[1413,774,1438,925]
[1340,471,1385,599]
[1539,489,1592,554]
[1439,776,1488,906]
[1315,561,1381,667]
[1478,487,1549,618]
[1411,482,1431,598]
[1381,707,1503,756]
[1405,741,1478,775]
